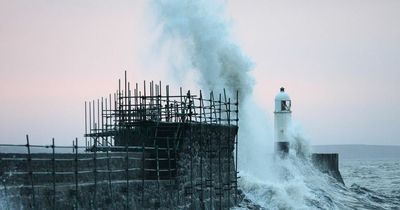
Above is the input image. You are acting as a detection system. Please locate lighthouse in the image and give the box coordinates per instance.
[274,87,292,157]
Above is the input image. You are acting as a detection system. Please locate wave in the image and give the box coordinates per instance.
[235,154,400,210]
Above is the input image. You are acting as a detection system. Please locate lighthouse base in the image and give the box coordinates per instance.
[275,141,289,158]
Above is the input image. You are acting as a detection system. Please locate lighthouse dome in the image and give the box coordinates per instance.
[275,87,291,101]
[275,87,291,112]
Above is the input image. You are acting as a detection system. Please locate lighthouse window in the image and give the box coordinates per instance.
[281,100,291,111]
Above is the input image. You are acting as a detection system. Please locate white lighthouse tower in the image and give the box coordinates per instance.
[274,87,292,156]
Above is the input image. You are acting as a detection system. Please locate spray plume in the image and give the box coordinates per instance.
[148,2,398,209]
[150,0,254,99]
[149,0,277,176]
[150,0,276,175]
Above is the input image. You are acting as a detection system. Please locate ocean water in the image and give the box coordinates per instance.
[235,156,400,210]
[341,159,400,208]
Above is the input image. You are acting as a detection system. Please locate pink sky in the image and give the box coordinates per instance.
[0,0,399,145]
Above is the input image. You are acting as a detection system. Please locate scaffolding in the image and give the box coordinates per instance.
[84,72,238,150]
[0,72,241,209]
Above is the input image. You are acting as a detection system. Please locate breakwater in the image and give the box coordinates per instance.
[0,123,238,209]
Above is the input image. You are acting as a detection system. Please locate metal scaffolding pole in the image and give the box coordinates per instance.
[74,138,79,210]
[52,138,56,210]
[26,135,36,209]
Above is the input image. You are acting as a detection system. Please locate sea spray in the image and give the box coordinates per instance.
[149,0,274,175]
[147,1,396,209]
[289,121,312,158]
[149,0,254,99]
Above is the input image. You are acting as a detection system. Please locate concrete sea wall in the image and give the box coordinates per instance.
[0,123,238,209]
[312,153,344,185]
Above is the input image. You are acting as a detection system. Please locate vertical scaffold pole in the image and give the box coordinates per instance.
[150,81,153,112]
[235,90,239,204]
[159,81,162,120]
[52,138,56,210]
[156,144,160,196]
[118,79,122,129]
[209,92,213,210]
[89,101,92,148]
[74,138,79,210]
[227,97,232,207]
[85,101,88,150]
[167,137,172,183]
[199,90,204,207]
[97,99,100,145]
[125,142,129,210]
[218,94,222,210]
[107,93,111,146]
[144,80,147,121]
[141,132,145,205]
[106,142,113,209]
[173,134,179,206]
[166,85,170,122]
[26,135,35,209]
[223,89,231,207]
[101,97,104,146]
[124,71,128,129]
[128,82,131,127]
[135,83,138,121]
[127,80,132,206]
[92,100,96,147]
[114,93,118,140]
[93,138,97,209]
[166,136,172,207]
[187,90,193,208]
[179,87,182,122]
[104,97,108,146]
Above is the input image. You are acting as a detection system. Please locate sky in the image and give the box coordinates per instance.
[0,0,399,146]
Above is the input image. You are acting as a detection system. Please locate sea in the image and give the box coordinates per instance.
[341,158,400,209]
[235,145,400,210]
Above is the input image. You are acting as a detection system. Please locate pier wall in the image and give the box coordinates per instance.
[312,153,344,185]
[0,123,238,209]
